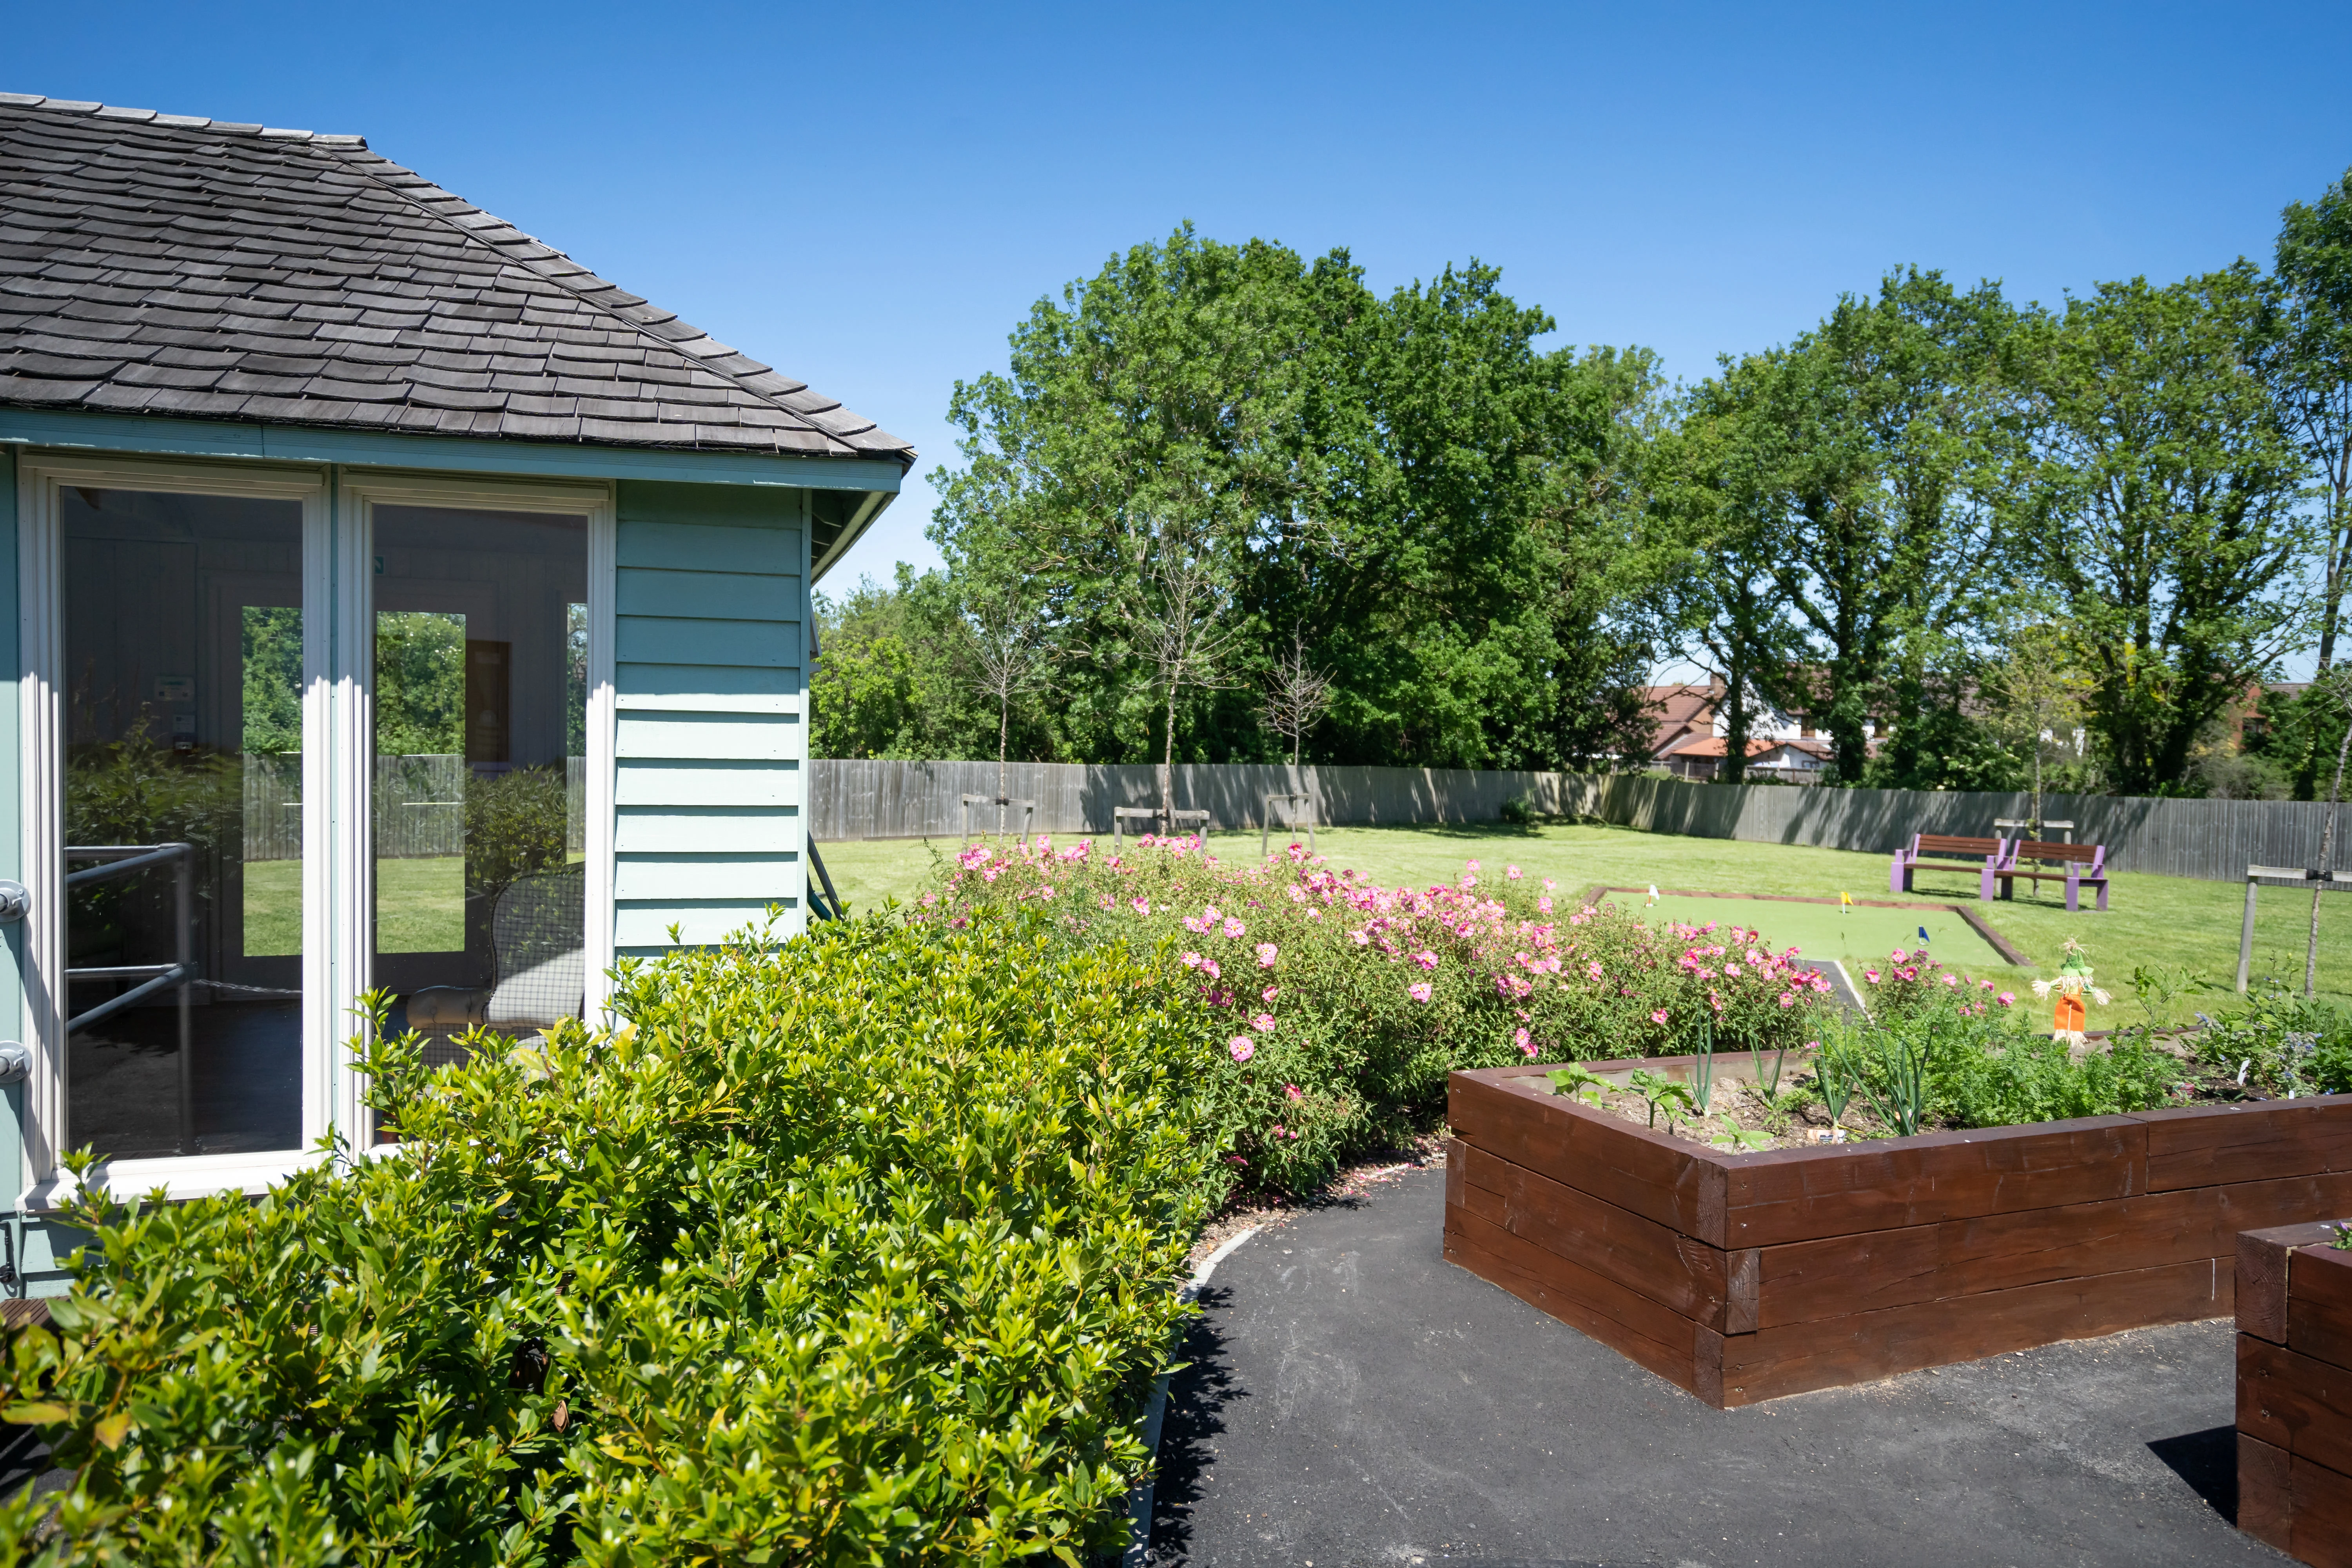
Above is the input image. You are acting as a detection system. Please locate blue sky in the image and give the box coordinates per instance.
[13,2,2352,609]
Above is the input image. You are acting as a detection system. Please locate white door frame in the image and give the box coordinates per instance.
[13,456,617,1203]
[15,454,328,1201]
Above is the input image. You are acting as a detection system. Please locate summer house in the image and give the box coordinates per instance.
[0,94,909,1295]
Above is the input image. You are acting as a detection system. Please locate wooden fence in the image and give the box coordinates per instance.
[806,760,2351,885]
[241,755,587,860]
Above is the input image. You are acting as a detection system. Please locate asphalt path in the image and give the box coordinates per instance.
[1147,1166,2274,1568]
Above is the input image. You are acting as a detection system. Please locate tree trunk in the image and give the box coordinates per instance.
[1720,666,1750,787]
[997,691,1010,838]
[1161,679,1177,829]
[2030,699,2044,831]
[2308,714,2352,996]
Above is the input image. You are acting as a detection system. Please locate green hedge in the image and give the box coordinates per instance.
[0,913,1220,1566]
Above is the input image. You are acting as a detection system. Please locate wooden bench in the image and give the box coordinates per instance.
[1888,833,2004,900]
[1993,839,2109,913]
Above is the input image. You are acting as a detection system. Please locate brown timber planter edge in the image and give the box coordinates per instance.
[1446,1062,2352,1408]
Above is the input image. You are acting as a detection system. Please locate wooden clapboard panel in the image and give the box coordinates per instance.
[1765,1173,2352,1331]
[1724,1117,2145,1249]
[2140,1099,2352,1192]
[1449,1071,1726,1245]
[1722,1259,2220,1407]
[1453,1140,1738,1330]
[2241,1337,2352,1479]
[2291,1243,2352,1371]
[1443,1206,1708,1398]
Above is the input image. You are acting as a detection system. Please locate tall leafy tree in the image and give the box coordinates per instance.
[1649,396,1800,785]
[2015,265,2311,795]
[2269,167,2352,676]
[1700,269,2014,784]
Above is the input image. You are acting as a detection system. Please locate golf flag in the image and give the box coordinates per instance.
[1646,884,1661,905]
[1918,925,1931,946]
[1839,890,1852,914]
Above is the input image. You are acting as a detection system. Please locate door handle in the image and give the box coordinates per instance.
[0,881,24,923]
[0,1042,27,1085]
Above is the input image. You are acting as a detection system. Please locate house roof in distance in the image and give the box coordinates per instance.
[0,94,913,466]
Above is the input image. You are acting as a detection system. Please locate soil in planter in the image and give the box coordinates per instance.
[1526,1047,2295,1152]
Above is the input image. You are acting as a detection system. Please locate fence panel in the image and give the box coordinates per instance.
[806,759,2352,884]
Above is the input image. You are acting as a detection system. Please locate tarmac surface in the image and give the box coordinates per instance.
[1147,1165,2278,1568]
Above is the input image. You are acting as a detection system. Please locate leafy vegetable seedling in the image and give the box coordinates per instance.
[2331,1220,2352,1252]
[1547,1062,1612,1107]
[1711,1125,1773,1152]
[1628,1067,1694,1131]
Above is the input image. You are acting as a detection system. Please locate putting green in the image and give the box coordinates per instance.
[1600,890,2018,977]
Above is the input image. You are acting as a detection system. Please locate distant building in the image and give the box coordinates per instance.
[1656,735,1833,783]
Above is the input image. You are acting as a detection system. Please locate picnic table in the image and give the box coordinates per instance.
[1888,833,2004,900]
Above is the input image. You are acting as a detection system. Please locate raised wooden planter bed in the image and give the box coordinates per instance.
[2238,1221,2352,1566]
[1444,1060,2352,1408]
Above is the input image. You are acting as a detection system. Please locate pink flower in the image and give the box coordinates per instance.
[1252,1011,1276,1031]
[1223,917,1247,940]
[1229,1036,1255,1062]
[1307,907,1322,920]
[1507,865,1524,881]
[1514,1027,1534,1056]
[1262,985,1279,1002]
[1201,958,1221,980]
[1778,993,1797,1008]
[1408,982,1434,1003]
[1413,950,1440,971]
[1350,928,1371,946]
[1890,947,1909,964]
[1285,1083,1302,1102]
[1724,963,1742,976]
[1864,969,1882,984]
[1256,942,1279,967]
[1466,859,1482,873]
[1132,897,1152,915]
[1181,951,1203,968]
[1980,978,1995,991]
[1942,973,1960,987]
[1587,961,1605,981]
[1997,991,2016,1007]
[1537,895,1554,913]
[1542,878,1557,891]
[1651,1008,1670,1025]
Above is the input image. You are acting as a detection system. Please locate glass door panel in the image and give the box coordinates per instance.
[373,508,586,1060]
[61,488,304,1159]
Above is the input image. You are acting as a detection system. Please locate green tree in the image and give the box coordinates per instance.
[240,606,303,754]
[2268,167,2352,679]
[373,611,465,758]
[1697,269,2015,785]
[2016,265,2311,795]
[931,229,1668,775]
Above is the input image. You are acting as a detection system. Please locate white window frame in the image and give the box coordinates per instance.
[13,456,616,1206]
[335,472,617,1150]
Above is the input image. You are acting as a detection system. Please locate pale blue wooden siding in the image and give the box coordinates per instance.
[612,481,806,956]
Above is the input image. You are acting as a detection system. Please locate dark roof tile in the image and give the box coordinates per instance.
[0,96,912,466]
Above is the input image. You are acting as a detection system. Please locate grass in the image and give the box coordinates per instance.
[818,821,2352,1027]
[245,856,466,956]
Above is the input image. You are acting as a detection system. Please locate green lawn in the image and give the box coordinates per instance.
[819,822,2352,1026]
[244,855,466,956]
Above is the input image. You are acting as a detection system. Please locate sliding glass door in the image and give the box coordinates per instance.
[58,486,305,1160]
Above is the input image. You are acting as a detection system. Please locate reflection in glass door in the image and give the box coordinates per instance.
[374,508,587,1063]
[60,488,305,1159]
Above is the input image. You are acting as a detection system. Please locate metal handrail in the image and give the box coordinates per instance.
[65,841,195,1154]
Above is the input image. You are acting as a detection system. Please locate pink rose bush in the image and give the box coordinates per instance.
[919,834,1833,1191]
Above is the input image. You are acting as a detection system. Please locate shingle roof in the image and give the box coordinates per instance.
[0,94,914,465]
